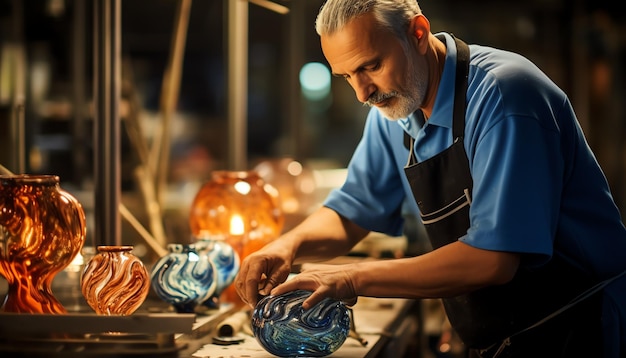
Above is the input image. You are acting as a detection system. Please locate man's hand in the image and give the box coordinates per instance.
[271,263,358,310]
[235,206,369,309]
[235,239,293,308]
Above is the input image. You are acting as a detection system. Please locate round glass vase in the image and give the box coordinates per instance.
[80,245,150,315]
[251,290,351,357]
[189,170,284,259]
[150,242,218,313]
[0,174,87,314]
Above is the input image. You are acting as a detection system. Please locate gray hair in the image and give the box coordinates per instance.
[315,0,422,39]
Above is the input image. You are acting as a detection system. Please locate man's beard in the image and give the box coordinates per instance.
[364,60,427,121]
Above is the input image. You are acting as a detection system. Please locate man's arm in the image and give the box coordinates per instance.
[235,206,370,307]
[290,206,371,263]
[273,240,521,309]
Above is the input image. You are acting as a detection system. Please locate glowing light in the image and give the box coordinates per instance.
[234,181,251,195]
[230,215,245,236]
[286,161,303,176]
[299,62,331,101]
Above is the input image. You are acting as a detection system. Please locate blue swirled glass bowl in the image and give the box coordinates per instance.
[251,290,351,357]
[150,243,217,313]
[194,238,240,308]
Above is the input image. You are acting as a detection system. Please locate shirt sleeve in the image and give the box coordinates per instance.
[463,108,563,266]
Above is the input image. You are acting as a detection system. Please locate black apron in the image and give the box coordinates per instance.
[403,36,603,356]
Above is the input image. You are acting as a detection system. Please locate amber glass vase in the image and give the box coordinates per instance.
[0,174,86,313]
[189,171,284,259]
[189,170,284,306]
[80,245,150,315]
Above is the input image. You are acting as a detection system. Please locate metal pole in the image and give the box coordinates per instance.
[286,1,304,159]
[93,0,121,246]
[72,0,86,186]
[227,0,248,170]
[10,0,26,174]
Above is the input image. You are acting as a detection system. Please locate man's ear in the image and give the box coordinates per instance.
[410,14,430,41]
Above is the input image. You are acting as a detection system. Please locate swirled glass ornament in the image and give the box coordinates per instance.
[150,242,217,313]
[80,245,150,315]
[251,290,351,357]
[194,238,240,308]
[0,174,86,313]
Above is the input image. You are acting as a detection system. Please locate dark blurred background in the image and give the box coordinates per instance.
[1,0,625,237]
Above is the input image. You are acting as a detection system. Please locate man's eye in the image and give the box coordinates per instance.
[368,63,380,71]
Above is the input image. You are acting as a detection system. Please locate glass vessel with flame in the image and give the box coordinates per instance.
[189,170,284,260]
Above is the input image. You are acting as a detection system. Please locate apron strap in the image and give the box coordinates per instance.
[452,35,469,140]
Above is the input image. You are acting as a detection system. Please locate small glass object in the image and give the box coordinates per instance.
[195,238,240,308]
[251,290,351,357]
[80,245,150,315]
[150,242,218,313]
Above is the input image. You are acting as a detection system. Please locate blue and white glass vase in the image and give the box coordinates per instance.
[251,290,351,357]
[194,238,240,308]
[150,243,217,313]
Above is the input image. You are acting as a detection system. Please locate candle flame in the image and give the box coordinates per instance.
[230,215,245,235]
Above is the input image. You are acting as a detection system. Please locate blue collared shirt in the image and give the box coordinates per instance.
[324,32,626,270]
[324,32,626,354]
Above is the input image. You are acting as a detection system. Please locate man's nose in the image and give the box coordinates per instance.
[350,75,375,104]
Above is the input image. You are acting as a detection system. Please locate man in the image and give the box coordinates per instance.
[235,1,626,356]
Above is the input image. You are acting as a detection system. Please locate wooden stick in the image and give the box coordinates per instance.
[150,0,192,205]
[120,202,167,257]
[249,0,289,14]
[134,166,168,247]
[0,164,13,175]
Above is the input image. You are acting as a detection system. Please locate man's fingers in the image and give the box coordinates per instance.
[259,275,279,295]
[234,262,249,304]
[238,260,264,308]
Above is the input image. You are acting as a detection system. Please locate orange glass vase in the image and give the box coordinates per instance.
[189,170,284,306]
[0,174,86,313]
[80,245,150,315]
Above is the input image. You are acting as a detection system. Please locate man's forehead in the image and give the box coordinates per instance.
[320,15,396,73]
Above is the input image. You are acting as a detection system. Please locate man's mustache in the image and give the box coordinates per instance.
[364,91,399,106]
